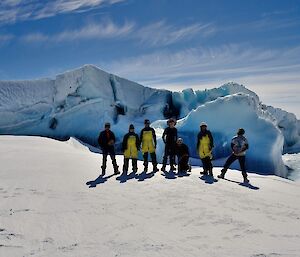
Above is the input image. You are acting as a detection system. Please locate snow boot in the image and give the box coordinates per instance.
[243,177,249,183]
[101,166,106,176]
[217,169,226,179]
[114,165,120,175]
[201,170,208,175]
[170,165,176,171]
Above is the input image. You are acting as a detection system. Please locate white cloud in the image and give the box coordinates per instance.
[21,20,135,43]
[102,44,300,90]
[19,20,211,46]
[134,20,215,47]
[0,0,126,25]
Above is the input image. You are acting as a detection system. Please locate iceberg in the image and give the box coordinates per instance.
[0,64,299,177]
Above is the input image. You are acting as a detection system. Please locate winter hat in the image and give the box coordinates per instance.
[129,124,135,130]
[104,122,111,128]
[237,128,245,135]
[144,119,150,124]
[168,118,176,124]
[177,138,183,144]
[200,122,207,127]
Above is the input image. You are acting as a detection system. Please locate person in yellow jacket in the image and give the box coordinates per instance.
[140,119,158,172]
[197,122,214,176]
[122,124,140,174]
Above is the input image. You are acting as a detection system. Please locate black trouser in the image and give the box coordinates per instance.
[143,152,157,170]
[201,156,213,175]
[102,146,118,172]
[123,157,138,173]
[162,145,176,168]
[222,154,247,178]
[177,155,189,172]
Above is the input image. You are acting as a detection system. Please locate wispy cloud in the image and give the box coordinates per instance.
[0,34,14,42]
[21,19,135,43]
[0,34,14,46]
[0,0,126,25]
[103,44,300,89]
[134,20,215,47]
[20,19,212,46]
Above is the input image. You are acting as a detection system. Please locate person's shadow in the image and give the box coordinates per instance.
[136,170,156,182]
[116,171,138,183]
[200,175,218,184]
[161,170,177,179]
[224,178,260,190]
[86,174,115,188]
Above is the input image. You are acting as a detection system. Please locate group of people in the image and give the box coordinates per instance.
[98,118,250,183]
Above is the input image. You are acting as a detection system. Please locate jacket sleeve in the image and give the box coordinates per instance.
[122,134,128,152]
[175,128,178,141]
[140,129,144,143]
[136,134,140,150]
[231,138,235,151]
[196,132,200,150]
[111,131,116,143]
[245,137,249,150]
[208,131,214,148]
[152,128,157,147]
[162,128,167,143]
[98,132,103,148]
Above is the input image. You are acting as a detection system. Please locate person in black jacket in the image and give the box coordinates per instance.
[161,118,178,171]
[140,119,158,172]
[175,138,191,173]
[98,122,119,176]
[122,124,140,174]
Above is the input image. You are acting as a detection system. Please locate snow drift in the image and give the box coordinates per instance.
[0,64,299,177]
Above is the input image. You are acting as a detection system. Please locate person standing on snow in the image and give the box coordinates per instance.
[161,118,178,172]
[217,128,249,183]
[122,124,140,174]
[140,119,158,172]
[197,122,214,176]
[98,122,119,176]
[175,138,191,174]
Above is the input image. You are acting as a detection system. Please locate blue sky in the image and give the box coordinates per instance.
[0,0,300,117]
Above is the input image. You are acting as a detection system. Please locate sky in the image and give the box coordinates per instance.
[0,0,299,117]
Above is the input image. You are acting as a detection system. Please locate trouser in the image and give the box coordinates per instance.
[123,157,138,173]
[201,156,213,175]
[222,154,247,178]
[102,147,118,172]
[162,145,176,169]
[143,152,157,170]
[178,155,189,172]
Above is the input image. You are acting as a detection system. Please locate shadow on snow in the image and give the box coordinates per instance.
[86,174,115,188]
[223,178,260,190]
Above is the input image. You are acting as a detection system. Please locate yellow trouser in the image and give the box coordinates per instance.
[141,131,155,154]
[198,134,212,159]
[124,135,138,159]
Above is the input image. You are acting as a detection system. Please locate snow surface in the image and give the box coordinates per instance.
[0,136,300,257]
[0,65,300,177]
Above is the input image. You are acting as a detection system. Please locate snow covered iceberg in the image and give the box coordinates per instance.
[0,64,299,177]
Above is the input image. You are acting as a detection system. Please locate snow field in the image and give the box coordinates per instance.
[0,136,300,257]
